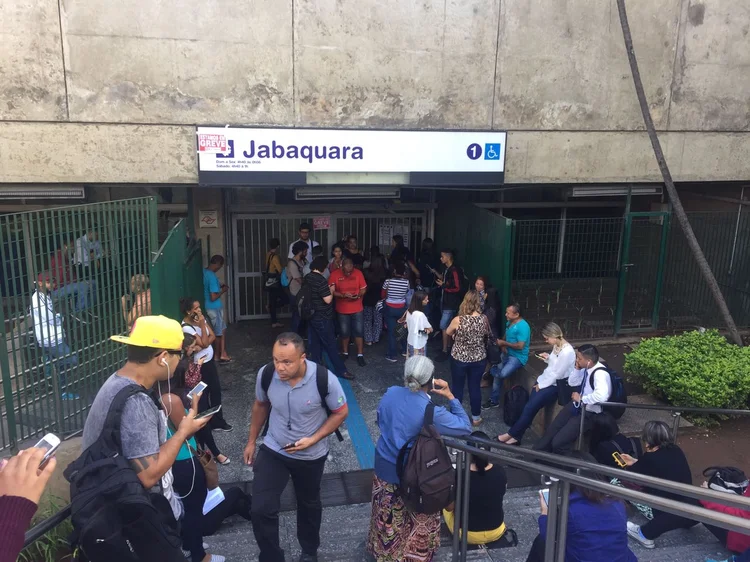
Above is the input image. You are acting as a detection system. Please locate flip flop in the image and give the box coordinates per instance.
[218,358,233,364]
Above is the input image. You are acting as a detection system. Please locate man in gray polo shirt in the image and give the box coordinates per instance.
[244,332,348,562]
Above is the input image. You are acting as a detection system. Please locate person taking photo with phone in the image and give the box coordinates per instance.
[0,448,57,562]
[367,356,471,562]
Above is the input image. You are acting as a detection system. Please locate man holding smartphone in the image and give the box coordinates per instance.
[243,332,349,562]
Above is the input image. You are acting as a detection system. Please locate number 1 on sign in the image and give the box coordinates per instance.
[466,143,482,160]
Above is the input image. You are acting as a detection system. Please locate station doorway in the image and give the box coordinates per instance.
[230,212,427,320]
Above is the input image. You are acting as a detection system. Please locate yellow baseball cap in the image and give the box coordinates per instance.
[111,315,184,351]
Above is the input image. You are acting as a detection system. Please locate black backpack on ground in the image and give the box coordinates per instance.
[594,434,643,468]
[64,385,184,562]
[260,362,344,442]
[703,466,749,495]
[396,402,456,514]
[503,385,529,427]
[589,366,628,419]
[296,276,316,321]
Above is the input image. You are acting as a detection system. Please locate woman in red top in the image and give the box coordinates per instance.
[702,480,750,555]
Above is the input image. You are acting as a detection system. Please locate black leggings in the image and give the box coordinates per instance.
[525,534,546,562]
[172,458,208,562]
[199,360,226,427]
[196,425,222,458]
[641,509,698,540]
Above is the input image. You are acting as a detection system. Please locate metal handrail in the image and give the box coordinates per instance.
[576,401,750,449]
[23,504,71,548]
[445,436,750,562]
[598,401,750,416]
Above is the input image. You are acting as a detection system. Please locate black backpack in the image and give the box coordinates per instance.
[589,367,628,420]
[260,362,344,442]
[64,385,184,562]
[503,385,529,426]
[703,466,749,496]
[396,402,456,514]
[296,278,316,321]
[594,434,643,468]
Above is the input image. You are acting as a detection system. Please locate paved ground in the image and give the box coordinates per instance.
[212,321,527,483]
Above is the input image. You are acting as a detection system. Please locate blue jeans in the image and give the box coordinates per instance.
[43,341,79,390]
[450,358,485,420]
[52,281,95,312]
[308,316,347,376]
[508,385,558,441]
[384,305,407,359]
[490,353,524,404]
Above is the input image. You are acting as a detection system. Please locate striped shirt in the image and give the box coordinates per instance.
[382,277,410,306]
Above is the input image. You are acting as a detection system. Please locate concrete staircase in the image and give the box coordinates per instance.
[204,485,732,562]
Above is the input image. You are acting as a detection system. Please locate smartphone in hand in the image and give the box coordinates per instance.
[34,433,61,469]
[187,381,208,400]
[195,405,222,419]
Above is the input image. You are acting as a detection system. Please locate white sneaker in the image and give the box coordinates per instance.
[209,556,226,562]
[627,521,655,549]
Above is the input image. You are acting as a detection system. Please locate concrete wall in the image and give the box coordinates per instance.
[0,0,748,184]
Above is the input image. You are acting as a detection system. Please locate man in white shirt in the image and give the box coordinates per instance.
[30,272,80,400]
[74,229,103,272]
[288,222,319,264]
[533,344,612,455]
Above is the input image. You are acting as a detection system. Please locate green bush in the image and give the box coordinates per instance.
[624,330,750,416]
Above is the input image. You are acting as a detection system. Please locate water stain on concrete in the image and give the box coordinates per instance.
[688,3,705,26]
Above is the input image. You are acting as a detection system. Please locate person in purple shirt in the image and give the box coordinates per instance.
[526,452,637,562]
[367,355,471,562]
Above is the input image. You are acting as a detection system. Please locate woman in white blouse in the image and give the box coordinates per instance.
[497,322,575,445]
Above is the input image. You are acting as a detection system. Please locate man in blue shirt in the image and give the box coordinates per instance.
[203,254,231,363]
[483,303,531,410]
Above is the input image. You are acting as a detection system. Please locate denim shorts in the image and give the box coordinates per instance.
[439,309,456,330]
[206,308,226,336]
[338,310,364,338]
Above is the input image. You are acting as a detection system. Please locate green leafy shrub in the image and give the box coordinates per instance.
[624,330,750,417]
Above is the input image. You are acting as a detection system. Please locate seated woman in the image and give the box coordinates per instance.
[497,322,575,445]
[443,431,508,547]
[367,356,472,562]
[620,420,699,549]
[526,452,637,562]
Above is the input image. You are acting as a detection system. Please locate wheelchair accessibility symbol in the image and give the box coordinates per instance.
[484,143,501,160]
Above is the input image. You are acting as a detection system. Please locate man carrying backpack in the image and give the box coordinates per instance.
[305,256,354,381]
[70,316,215,561]
[533,344,614,455]
[243,332,349,562]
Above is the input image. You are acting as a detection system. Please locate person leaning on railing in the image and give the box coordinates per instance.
[0,448,57,562]
[620,420,700,549]
[526,452,637,562]
[367,356,472,562]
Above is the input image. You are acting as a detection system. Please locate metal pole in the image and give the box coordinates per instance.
[556,208,567,275]
[451,450,464,560]
[575,405,586,451]
[556,480,571,561]
[672,412,681,443]
[728,186,745,275]
[459,452,471,561]
[544,479,561,562]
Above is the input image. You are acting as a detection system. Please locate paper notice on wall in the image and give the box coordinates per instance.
[378,224,393,249]
[313,216,330,230]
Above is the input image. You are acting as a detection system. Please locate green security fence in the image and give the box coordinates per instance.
[150,219,204,321]
[435,204,513,310]
[0,198,158,452]
[437,205,749,343]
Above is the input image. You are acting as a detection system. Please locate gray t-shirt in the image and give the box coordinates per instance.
[82,374,182,519]
[255,360,347,461]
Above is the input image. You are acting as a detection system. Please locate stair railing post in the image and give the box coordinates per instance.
[459,451,472,561]
[575,405,586,451]
[451,449,464,561]
[672,412,681,443]
[544,478,560,562]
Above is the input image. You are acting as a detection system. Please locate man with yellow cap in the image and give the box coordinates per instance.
[81,316,216,560]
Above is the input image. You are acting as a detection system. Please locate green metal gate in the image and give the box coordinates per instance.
[614,212,670,333]
[150,219,205,322]
[0,198,157,452]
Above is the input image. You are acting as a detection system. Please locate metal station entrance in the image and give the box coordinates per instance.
[230,212,427,320]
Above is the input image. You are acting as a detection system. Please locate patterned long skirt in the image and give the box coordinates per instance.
[364,306,383,344]
[366,475,441,562]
